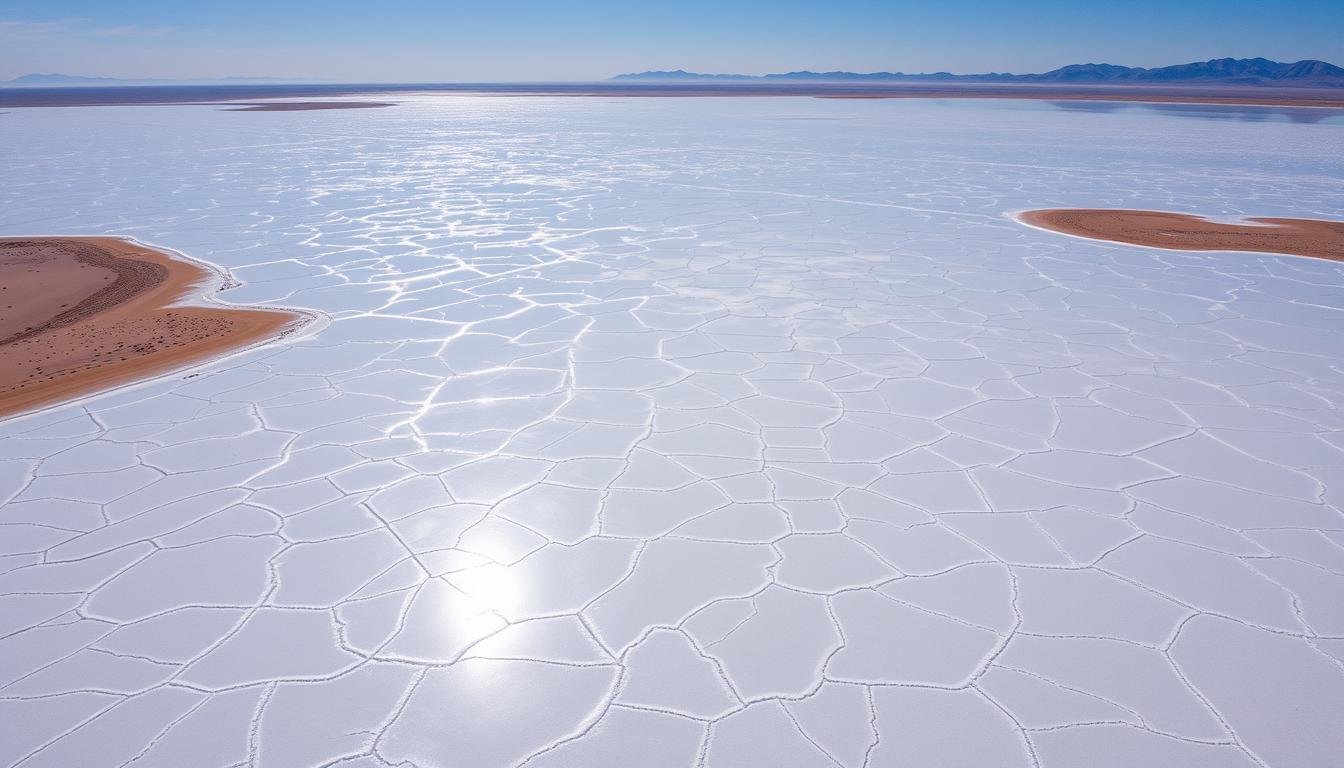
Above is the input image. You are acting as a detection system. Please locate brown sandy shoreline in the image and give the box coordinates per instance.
[220,101,396,111]
[1019,209,1344,263]
[0,237,307,420]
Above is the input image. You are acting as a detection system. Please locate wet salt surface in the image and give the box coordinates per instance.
[1,95,1343,767]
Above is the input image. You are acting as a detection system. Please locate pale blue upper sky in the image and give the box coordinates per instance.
[2,0,1341,82]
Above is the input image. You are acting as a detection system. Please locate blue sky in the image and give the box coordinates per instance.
[2,0,1341,81]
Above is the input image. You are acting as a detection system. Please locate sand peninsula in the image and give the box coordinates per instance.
[221,101,396,111]
[1020,209,1344,263]
[0,237,307,419]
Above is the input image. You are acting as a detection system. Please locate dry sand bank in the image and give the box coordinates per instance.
[1020,209,1344,263]
[221,101,395,111]
[0,237,306,419]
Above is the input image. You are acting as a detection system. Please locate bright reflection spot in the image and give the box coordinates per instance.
[451,563,521,618]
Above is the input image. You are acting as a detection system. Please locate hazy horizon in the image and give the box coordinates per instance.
[8,57,1344,86]
[3,0,1342,82]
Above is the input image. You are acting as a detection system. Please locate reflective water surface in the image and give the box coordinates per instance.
[1046,98,1344,124]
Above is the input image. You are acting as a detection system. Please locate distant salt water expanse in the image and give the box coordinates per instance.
[2,95,1343,767]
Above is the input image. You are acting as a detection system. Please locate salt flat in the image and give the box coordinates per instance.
[2,95,1343,767]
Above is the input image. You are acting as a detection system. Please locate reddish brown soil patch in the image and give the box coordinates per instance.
[0,237,304,419]
[1019,209,1344,263]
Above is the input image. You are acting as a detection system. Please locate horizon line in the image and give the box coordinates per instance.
[6,56,1342,87]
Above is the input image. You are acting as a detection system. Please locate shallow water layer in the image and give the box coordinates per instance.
[2,96,1343,767]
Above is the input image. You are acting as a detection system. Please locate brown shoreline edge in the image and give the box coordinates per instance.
[0,237,309,420]
[1018,209,1344,263]
[220,101,397,112]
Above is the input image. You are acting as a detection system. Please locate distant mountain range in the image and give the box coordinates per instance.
[613,58,1344,87]
[7,58,1341,90]
[3,73,323,87]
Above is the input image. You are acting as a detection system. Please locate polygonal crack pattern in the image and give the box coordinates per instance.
[2,96,1343,767]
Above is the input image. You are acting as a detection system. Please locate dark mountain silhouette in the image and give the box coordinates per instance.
[613,58,1344,87]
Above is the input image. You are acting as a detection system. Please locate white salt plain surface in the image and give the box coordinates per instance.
[2,96,1343,767]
